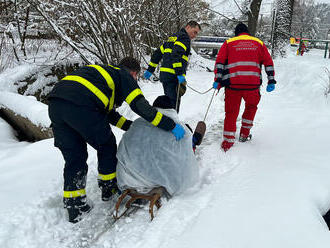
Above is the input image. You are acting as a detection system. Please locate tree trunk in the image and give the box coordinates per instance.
[273,0,295,57]
[248,0,263,36]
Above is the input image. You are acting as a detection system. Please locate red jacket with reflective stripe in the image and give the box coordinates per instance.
[214,33,275,90]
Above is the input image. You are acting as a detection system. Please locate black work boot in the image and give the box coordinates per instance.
[66,203,93,223]
[64,197,93,223]
[98,178,119,201]
[239,134,252,142]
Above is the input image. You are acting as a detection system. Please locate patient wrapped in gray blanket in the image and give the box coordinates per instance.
[116,96,199,196]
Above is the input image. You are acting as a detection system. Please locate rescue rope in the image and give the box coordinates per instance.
[187,85,213,95]
[144,73,213,95]
[203,89,216,122]
[141,54,214,95]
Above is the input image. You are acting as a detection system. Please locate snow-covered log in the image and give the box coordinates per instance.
[0,91,52,141]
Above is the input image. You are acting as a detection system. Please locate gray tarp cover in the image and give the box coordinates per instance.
[116,108,199,196]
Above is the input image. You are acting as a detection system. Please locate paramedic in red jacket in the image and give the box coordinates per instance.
[213,23,276,152]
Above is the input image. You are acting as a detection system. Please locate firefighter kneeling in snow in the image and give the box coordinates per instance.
[48,57,186,223]
[213,23,276,152]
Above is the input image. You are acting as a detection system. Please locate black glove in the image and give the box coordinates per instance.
[177,82,187,96]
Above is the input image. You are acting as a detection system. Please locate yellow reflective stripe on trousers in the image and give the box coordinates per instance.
[63,189,86,198]
[174,41,187,51]
[116,116,126,129]
[173,62,182,68]
[149,62,158,68]
[62,75,109,107]
[182,55,188,61]
[125,89,143,105]
[98,172,116,181]
[87,65,115,111]
[151,112,163,126]
[160,67,175,74]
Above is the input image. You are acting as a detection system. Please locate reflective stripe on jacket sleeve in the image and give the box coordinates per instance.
[128,96,176,131]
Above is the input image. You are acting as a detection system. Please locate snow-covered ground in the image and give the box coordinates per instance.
[1,48,330,248]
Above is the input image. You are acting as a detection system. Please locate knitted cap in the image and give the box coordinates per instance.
[235,23,249,36]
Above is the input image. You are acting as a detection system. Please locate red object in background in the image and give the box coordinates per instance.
[301,42,306,56]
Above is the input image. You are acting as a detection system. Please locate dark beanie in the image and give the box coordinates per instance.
[235,23,249,36]
[152,95,175,109]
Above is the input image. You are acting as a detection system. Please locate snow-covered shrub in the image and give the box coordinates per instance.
[26,0,211,64]
[0,51,82,104]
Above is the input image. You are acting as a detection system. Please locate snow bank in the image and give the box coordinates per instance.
[0,91,50,128]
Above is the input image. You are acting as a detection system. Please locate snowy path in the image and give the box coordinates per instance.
[172,51,330,248]
[1,50,330,248]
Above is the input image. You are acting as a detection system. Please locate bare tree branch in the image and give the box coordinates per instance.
[205,6,241,22]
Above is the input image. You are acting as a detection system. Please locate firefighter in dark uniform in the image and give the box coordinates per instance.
[144,21,201,112]
[48,57,185,223]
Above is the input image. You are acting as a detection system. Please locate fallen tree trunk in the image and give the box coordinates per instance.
[0,107,53,142]
[0,91,53,142]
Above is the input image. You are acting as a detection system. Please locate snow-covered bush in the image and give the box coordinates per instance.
[0,41,82,103]
[25,0,211,64]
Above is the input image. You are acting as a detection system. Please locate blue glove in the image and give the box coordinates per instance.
[171,124,185,141]
[177,75,186,84]
[213,82,219,89]
[144,70,152,80]
[266,83,275,92]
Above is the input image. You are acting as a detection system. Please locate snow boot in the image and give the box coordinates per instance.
[64,197,93,223]
[67,203,93,223]
[239,134,252,142]
[221,140,234,152]
[98,178,119,201]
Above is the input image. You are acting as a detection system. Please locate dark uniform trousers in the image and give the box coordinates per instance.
[147,28,191,113]
[48,98,117,197]
[162,79,181,112]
